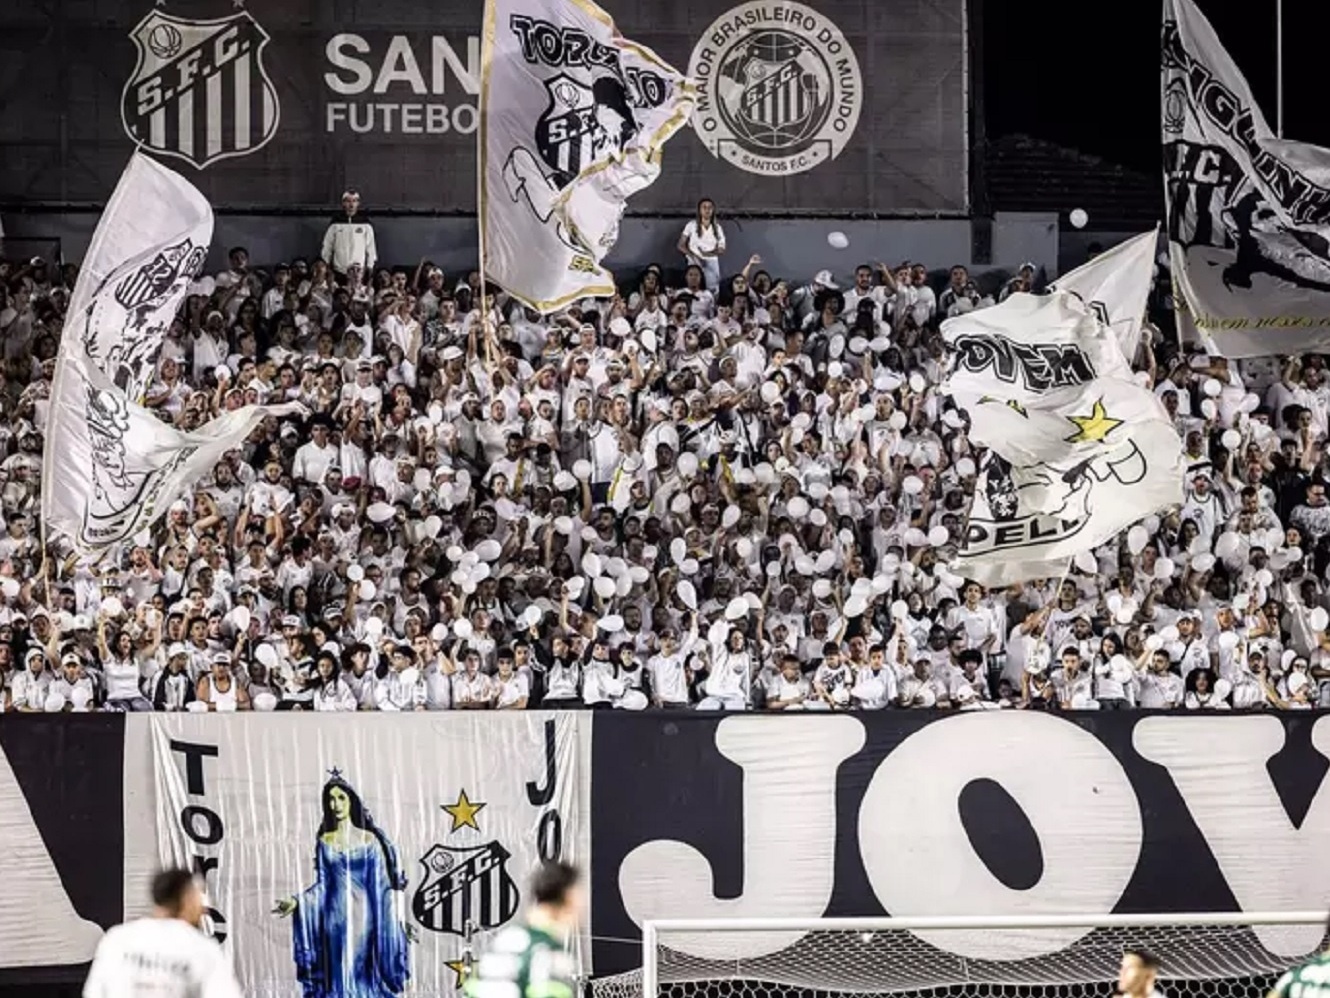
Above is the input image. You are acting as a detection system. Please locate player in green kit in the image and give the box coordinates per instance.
[1270,930,1330,998]
[465,862,584,998]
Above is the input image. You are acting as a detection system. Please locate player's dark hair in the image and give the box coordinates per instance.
[151,868,198,911]
[531,861,581,907]
[1125,947,1159,970]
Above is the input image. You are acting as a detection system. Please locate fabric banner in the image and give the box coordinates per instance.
[941,292,1133,411]
[1050,229,1159,361]
[952,414,1184,587]
[1162,0,1330,356]
[0,0,966,216]
[591,712,1330,982]
[41,153,298,555]
[144,713,588,998]
[480,0,695,311]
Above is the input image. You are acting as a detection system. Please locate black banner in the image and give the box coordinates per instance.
[0,0,966,215]
[0,715,126,983]
[590,711,1330,978]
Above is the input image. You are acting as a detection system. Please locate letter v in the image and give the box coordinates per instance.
[0,742,105,967]
[618,715,864,960]
[1135,716,1328,956]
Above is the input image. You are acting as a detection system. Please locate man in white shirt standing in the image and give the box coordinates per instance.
[292,417,338,486]
[83,869,242,998]
[321,189,377,283]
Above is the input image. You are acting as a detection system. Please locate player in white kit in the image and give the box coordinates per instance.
[83,869,243,998]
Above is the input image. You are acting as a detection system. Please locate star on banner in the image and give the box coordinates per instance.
[1064,399,1122,443]
[445,960,470,988]
[442,789,486,832]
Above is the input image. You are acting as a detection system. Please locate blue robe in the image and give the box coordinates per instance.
[292,835,409,998]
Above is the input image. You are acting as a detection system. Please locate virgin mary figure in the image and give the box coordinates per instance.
[274,771,410,998]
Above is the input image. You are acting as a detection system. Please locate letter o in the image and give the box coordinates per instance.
[181,805,224,845]
[858,712,1143,960]
[538,809,563,862]
[453,103,477,135]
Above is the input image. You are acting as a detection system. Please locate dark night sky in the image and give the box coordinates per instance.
[983,0,1325,176]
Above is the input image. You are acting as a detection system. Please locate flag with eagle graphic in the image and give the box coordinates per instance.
[480,0,695,312]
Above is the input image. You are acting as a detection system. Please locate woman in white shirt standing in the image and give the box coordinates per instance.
[677,198,726,293]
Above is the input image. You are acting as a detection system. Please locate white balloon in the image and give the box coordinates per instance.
[902,475,924,495]
[1200,399,1217,419]
[454,618,474,639]
[1312,607,1330,632]
[761,381,781,403]
[1255,568,1274,588]
[677,452,700,477]
[1126,525,1149,555]
[927,526,949,547]
[680,558,699,575]
[1145,634,1163,652]
[1154,558,1176,581]
[1214,532,1240,559]
[671,537,688,564]
[594,577,616,599]
[844,596,867,618]
[1074,550,1098,575]
[1191,552,1216,573]
[1221,429,1242,450]
[827,230,850,250]
[100,596,126,618]
[891,599,909,620]
[788,496,810,518]
[601,614,625,633]
[1202,378,1223,397]
[908,373,926,393]
[572,459,593,480]
[813,579,833,599]
[1218,631,1240,651]
[791,412,812,431]
[423,515,443,539]
[582,552,603,577]
[725,597,750,621]
[678,580,697,609]
[888,410,908,431]
[229,605,252,633]
[671,493,692,515]
[476,539,503,562]
[1069,208,1088,229]
[358,579,377,600]
[722,505,741,528]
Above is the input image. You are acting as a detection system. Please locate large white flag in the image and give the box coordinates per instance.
[942,292,1132,408]
[42,153,295,555]
[1163,0,1330,356]
[953,413,1184,587]
[480,0,695,312]
[1051,228,1159,361]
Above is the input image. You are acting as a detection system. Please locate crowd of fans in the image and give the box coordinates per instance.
[2,192,1329,714]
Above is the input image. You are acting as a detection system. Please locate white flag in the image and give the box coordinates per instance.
[1163,0,1330,356]
[941,291,1133,408]
[42,153,297,555]
[953,415,1184,586]
[1051,228,1159,361]
[965,378,1176,478]
[480,0,695,312]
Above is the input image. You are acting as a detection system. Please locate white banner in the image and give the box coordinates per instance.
[1051,229,1159,361]
[1163,0,1330,356]
[480,0,695,312]
[941,292,1132,409]
[954,412,1184,586]
[41,153,297,555]
[142,713,589,998]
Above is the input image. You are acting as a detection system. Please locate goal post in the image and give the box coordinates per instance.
[636,912,1330,998]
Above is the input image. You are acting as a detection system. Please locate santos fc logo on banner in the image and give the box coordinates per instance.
[687,0,862,177]
[121,6,280,170]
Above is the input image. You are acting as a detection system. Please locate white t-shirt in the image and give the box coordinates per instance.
[83,917,243,998]
[681,219,725,259]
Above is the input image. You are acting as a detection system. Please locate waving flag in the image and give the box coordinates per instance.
[1051,228,1159,361]
[42,153,297,555]
[480,0,695,312]
[1164,0,1330,356]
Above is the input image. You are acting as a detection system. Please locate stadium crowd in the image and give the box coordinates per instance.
[2,194,1329,714]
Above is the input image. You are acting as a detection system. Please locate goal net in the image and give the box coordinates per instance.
[592,913,1329,998]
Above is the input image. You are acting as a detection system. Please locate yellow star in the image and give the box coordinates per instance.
[1064,399,1123,443]
[442,789,486,832]
[445,959,470,989]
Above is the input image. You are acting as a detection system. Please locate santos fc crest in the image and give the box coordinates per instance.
[413,842,521,936]
[121,7,279,170]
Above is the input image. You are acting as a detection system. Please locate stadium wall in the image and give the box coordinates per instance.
[0,0,967,217]
[3,712,1328,989]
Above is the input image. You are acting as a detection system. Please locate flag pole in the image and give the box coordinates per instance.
[476,0,492,330]
[1276,0,1284,138]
